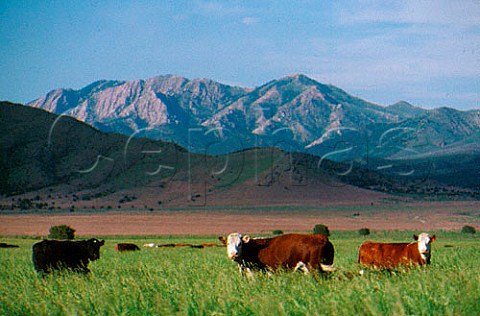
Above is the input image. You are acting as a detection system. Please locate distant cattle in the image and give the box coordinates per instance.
[32,238,105,274]
[0,242,19,248]
[172,243,193,247]
[143,243,156,248]
[200,243,222,248]
[155,242,224,249]
[156,243,191,248]
[156,243,176,248]
[358,233,436,268]
[224,233,335,276]
[116,243,140,252]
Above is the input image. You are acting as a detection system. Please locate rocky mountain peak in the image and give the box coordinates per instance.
[27,74,479,158]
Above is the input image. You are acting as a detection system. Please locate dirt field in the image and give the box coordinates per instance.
[1,201,479,237]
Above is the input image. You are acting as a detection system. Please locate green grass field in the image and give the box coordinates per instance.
[0,231,478,315]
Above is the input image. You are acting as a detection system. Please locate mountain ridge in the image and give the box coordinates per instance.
[28,74,480,161]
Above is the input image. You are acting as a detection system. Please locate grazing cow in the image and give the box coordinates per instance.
[116,243,140,252]
[225,233,335,275]
[358,233,436,268]
[143,243,156,248]
[32,238,105,274]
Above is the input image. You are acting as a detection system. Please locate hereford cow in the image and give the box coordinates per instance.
[116,243,140,252]
[225,233,335,276]
[32,238,105,274]
[358,233,436,268]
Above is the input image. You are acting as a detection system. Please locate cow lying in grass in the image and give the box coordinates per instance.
[0,242,19,248]
[358,233,436,268]
[32,239,105,274]
[116,243,140,252]
[224,233,335,276]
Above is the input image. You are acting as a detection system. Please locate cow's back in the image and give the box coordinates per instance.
[258,234,329,269]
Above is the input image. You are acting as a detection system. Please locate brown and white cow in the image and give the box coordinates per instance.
[225,232,335,276]
[358,233,436,268]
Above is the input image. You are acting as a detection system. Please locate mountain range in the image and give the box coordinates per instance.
[0,74,471,195]
[28,74,480,163]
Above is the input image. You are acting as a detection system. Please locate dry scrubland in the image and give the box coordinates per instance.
[0,231,479,315]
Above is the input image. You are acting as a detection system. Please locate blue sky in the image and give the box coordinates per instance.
[1,1,479,110]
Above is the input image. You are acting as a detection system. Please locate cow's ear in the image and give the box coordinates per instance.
[242,235,250,243]
[100,240,105,245]
[413,234,418,241]
[430,235,436,243]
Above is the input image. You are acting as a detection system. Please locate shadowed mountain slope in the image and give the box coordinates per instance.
[1,102,398,207]
[3,100,478,208]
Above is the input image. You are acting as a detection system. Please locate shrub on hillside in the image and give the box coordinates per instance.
[358,228,371,236]
[313,224,330,236]
[18,198,33,210]
[272,230,284,235]
[49,225,76,240]
[461,225,476,234]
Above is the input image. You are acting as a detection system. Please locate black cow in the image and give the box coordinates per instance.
[32,238,105,274]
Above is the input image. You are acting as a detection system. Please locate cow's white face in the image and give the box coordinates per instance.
[226,233,250,261]
[414,233,436,261]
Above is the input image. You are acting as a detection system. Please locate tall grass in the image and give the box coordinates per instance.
[0,232,478,315]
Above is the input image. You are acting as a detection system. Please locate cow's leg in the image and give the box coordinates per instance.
[81,267,91,273]
[294,261,310,275]
[320,263,336,272]
[75,260,91,273]
[243,267,255,278]
[238,264,255,278]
